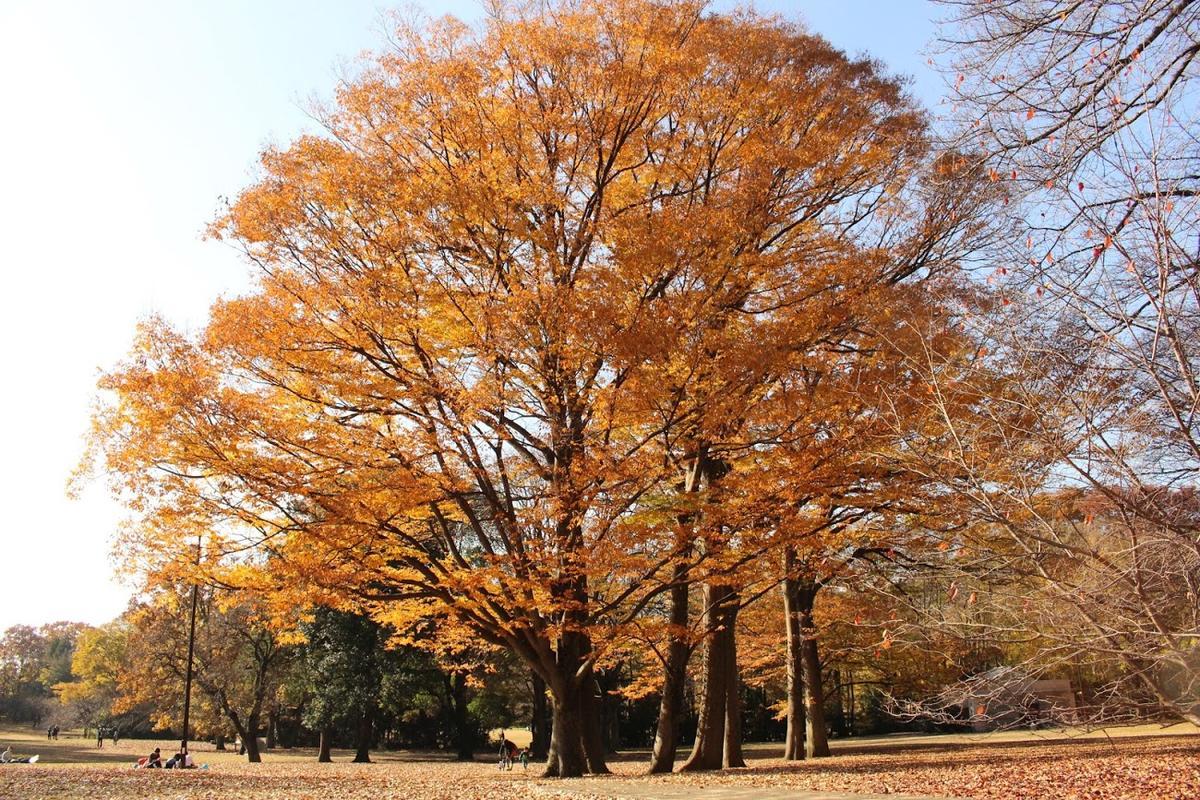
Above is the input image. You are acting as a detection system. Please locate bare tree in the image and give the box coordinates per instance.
[879,0,1199,728]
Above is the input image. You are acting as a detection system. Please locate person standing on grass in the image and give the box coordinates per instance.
[497,731,513,770]
[96,726,104,749]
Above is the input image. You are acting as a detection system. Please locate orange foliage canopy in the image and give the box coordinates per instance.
[85,0,990,776]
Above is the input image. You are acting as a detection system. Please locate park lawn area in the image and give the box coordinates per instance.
[0,723,1197,799]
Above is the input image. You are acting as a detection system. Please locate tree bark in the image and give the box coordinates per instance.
[243,728,262,763]
[680,582,736,772]
[581,676,611,774]
[650,560,690,773]
[225,705,262,763]
[797,583,830,759]
[723,599,746,769]
[352,710,372,763]
[317,726,333,763]
[531,671,550,760]
[537,624,607,778]
[450,671,474,761]
[266,709,278,750]
[544,688,588,778]
[831,669,848,738]
[782,550,806,760]
[214,733,226,751]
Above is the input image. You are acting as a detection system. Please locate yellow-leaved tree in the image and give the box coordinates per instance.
[86,0,997,776]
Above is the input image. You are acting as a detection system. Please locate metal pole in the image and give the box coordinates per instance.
[181,537,201,754]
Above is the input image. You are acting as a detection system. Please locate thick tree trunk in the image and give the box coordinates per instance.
[531,671,550,760]
[680,582,736,772]
[797,584,830,759]
[317,726,333,763]
[352,711,372,763]
[782,552,806,760]
[581,676,611,773]
[538,625,607,778]
[214,733,226,751]
[243,727,262,763]
[544,689,588,778]
[650,561,690,774]
[450,671,474,761]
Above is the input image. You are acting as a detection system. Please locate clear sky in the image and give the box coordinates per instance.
[0,0,941,633]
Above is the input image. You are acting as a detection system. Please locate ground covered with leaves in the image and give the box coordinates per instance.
[563,733,1200,800]
[1,728,1197,799]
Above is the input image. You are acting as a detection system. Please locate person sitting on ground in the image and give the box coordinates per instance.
[146,747,162,768]
[0,745,39,764]
[163,751,183,769]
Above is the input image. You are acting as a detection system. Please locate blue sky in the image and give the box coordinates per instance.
[0,0,942,632]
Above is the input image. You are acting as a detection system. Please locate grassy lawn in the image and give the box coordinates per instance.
[0,723,1196,799]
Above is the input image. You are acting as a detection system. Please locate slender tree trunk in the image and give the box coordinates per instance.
[723,598,745,769]
[531,671,550,760]
[317,726,333,763]
[450,671,474,761]
[832,669,847,738]
[650,560,690,773]
[798,583,830,758]
[782,550,806,760]
[266,709,278,750]
[601,671,621,752]
[681,582,734,772]
[352,710,372,763]
[226,706,261,763]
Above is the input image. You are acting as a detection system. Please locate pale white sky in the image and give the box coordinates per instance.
[0,0,939,633]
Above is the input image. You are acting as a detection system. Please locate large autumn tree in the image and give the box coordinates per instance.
[87,0,989,776]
